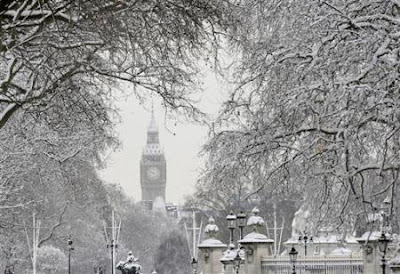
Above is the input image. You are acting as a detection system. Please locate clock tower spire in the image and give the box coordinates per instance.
[140,109,166,207]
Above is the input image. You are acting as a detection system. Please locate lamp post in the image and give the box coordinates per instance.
[107,239,118,274]
[226,212,237,245]
[378,232,390,274]
[298,233,313,256]
[289,246,298,274]
[67,236,74,274]
[233,250,242,274]
[191,257,198,274]
[237,211,247,240]
[224,211,247,273]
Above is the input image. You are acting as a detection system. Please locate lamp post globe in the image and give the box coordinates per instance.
[298,233,312,256]
[233,251,242,274]
[226,212,237,245]
[227,212,237,229]
[289,246,298,274]
[378,232,390,274]
[236,211,247,240]
[67,236,74,274]
[191,257,198,274]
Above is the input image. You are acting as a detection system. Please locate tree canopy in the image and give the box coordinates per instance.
[0,0,236,131]
[199,0,400,233]
[0,0,239,271]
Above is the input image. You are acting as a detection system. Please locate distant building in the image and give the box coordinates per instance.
[140,109,166,209]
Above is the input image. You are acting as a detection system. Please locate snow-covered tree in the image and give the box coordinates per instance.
[37,245,67,274]
[153,230,191,274]
[0,0,235,131]
[202,0,400,233]
[0,1,238,268]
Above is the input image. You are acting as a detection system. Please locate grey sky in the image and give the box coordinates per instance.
[99,73,226,204]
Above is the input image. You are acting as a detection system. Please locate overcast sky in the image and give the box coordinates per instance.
[99,72,226,204]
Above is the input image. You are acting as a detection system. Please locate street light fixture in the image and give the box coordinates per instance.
[67,236,74,274]
[190,257,198,274]
[233,250,242,274]
[226,212,237,245]
[107,239,118,274]
[237,211,247,240]
[378,232,390,274]
[298,233,313,256]
[289,246,298,274]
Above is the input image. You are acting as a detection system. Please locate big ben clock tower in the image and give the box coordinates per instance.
[140,110,166,204]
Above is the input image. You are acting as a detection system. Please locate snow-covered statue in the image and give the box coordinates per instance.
[247,207,265,232]
[116,252,142,274]
[204,216,219,238]
[291,205,311,238]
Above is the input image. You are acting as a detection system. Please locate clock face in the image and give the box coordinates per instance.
[147,167,160,180]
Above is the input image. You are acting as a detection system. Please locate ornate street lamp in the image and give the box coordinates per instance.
[378,232,390,274]
[67,236,74,274]
[191,257,198,274]
[237,211,247,240]
[289,246,298,274]
[298,233,313,256]
[106,239,119,274]
[233,250,242,274]
[226,212,237,245]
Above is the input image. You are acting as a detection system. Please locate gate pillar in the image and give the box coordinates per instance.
[389,254,400,273]
[356,231,381,274]
[238,208,273,274]
[198,217,227,274]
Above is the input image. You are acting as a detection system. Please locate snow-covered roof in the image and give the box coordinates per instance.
[239,232,273,244]
[330,247,353,256]
[389,255,400,266]
[198,238,227,248]
[357,231,384,242]
[345,235,359,244]
[285,238,298,245]
[315,234,340,243]
[220,247,245,264]
[285,234,359,245]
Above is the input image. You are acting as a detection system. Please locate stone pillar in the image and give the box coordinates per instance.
[391,266,400,274]
[356,231,381,274]
[389,254,400,273]
[238,208,273,274]
[198,217,227,274]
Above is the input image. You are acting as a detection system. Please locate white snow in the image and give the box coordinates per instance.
[239,232,273,243]
[330,247,353,256]
[389,255,400,266]
[198,239,227,248]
